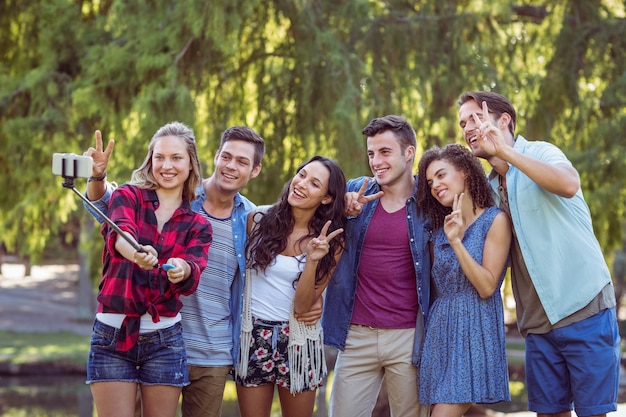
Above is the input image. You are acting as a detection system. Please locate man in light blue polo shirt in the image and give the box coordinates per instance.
[457,91,620,417]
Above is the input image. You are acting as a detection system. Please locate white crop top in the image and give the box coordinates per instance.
[250,254,305,322]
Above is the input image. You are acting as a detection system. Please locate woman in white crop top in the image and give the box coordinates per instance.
[235,155,346,417]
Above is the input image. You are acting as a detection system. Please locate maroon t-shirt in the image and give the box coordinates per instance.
[351,203,418,328]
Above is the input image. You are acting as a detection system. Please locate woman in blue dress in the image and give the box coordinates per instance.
[416,144,512,417]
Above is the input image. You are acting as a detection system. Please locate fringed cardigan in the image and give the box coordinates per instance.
[236,266,327,394]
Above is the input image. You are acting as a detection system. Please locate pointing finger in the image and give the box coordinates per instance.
[326,228,344,242]
[103,138,115,158]
[482,100,490,121]
[362,190,384,203]
[472,112,482,128]
[319,220,332,239]
[95,130,103,152]
[356,178,369,199]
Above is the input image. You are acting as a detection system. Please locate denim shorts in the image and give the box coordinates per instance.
[86,319,189,386]
[525,307,620,416]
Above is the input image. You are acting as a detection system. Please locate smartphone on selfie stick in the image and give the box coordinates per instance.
[52,153,174,272]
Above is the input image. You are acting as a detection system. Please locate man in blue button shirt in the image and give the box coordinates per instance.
[458,91,620,417]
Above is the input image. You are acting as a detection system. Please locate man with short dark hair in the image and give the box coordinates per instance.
[323,115,431,417]
[458,91,620,417]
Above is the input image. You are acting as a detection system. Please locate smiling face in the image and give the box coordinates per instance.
[287,160,333,210]
[213,139,262,194]
[151,135,192,191]
[425,159,466,208]
[366,130,414,188]
[458,99,493,158]
[458,98,514,160]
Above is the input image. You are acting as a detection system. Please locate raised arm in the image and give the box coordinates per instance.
[84,130,115,201]
[474,101,579,197]
[496,147,579,197]
[451,212,510,298]
[444,195,511,298]
[82,130,116,222]
[345,178,384,216]
[294,221,344,314]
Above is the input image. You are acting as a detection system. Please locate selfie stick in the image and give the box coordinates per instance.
[59,158,139,251]
[59,158,174,271]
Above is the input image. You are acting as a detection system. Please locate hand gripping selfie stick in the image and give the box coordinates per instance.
[55,154,174,271]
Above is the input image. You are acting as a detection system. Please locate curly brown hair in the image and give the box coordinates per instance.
[417,144,494,230]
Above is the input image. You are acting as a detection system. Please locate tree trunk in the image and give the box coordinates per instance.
[76,216,95,322]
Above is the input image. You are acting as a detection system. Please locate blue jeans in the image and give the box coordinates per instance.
[86,319,189,386]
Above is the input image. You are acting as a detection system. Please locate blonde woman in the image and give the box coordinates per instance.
[86,122,212,417]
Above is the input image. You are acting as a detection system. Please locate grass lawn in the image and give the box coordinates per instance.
[0,330,90,366]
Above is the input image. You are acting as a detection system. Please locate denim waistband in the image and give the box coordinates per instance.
[93,318,182,343]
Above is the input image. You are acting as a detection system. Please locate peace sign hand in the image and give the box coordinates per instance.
[443,193,464,243]
[471,101,507,158]
[345,178,384,216]
[83,130,115,178]
[306,220,344,262]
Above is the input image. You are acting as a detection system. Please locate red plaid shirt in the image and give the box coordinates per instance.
[97,184,212,351]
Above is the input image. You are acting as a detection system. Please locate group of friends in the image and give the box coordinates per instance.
[80,91,621,417]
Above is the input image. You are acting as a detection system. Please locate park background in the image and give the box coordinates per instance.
[0,0,625,416]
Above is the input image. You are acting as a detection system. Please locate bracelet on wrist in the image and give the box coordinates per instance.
[88,171,107,182]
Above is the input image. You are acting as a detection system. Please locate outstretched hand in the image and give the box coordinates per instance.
[165,258,189,284]
[83,130,114,177]
[472,101,507,158]
[345,178,384,216]
[443,193,465,243]
[306,220,344,262]
[133,245,158,270]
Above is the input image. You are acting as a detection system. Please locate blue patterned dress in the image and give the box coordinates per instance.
[419,206,510,405]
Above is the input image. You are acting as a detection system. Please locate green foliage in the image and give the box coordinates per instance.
[0,0,624,273]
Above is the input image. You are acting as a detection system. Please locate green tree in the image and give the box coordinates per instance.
[0,0,624,277]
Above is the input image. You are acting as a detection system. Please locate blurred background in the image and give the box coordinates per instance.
[1,0,625,295]
[1,1,625,415]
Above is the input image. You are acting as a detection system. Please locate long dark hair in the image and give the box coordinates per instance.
[246,156,347,285]
[417,144,494,230]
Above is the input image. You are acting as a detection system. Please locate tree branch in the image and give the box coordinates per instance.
[511,4,549,23]
[173,36,195,67]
